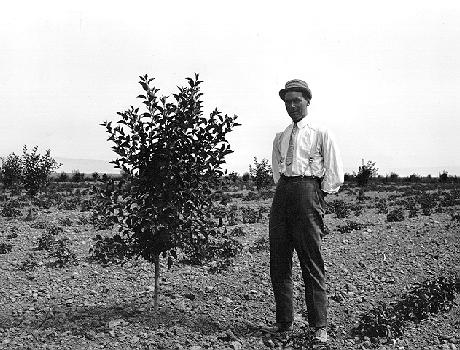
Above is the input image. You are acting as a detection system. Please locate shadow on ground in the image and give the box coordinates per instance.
[0,300,222,337]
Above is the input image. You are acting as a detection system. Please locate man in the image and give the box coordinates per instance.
[269,79,343,348]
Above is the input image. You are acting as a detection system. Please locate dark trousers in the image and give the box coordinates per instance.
[269,175,327,328]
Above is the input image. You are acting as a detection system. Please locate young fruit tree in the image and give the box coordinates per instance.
[22,146,61,198]
[101,73,240,311]
[355,159,378,200]
[356,159,378,187]
[249,157,273,191]
[0,153,23,190]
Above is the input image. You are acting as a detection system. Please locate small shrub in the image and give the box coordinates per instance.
[259,189,274,200]
[80,199,93,212]
[230,226,245,237]
[408,174,421,182]
[58,217,73,227]
[18,253,39,271]
[30,220,50,230]
[92,172,100,182]
[329,199,351,219]
[405,198,417,217]
[337,221,368,234]
[386,208,404,222]
[6,231,18,239]
[208,258,234,273]
[451,212,460,223]
[36,225,63,251]
[375,199,388,214]
[226,205,240,226]
[242,207,259,224]
[357,188,366,201]
[1,153,22,189]
[215,192,232,206]
[228,192,243,199]
[1,200,22,218]
[36,231,57,251]
[210,205,227,227]
[418,193,436,216]
[32,195,54,209]
[71,170,85,183]
[21,145,61,197]
[58,197,80,211]
[76,214,90,225]
[355,206,363,216]
[249,235,269,253]
[249,157,273,191]
[206,235,243,260]
[352,275,460,340]
[242,191,260,202]
[0,242,13,254]
[440,192,458,207]
[47,237,76,267]
[439,170,449,183]
[57,172,69,182]
[349,203,363,217]
[47,224,64,236]
[356,160,378,187]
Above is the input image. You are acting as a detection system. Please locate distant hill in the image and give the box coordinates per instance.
[343,165,460,177]
[54,157,118,174]
[3,155,459,177]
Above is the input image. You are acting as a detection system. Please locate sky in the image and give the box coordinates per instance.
[1,0,459,176]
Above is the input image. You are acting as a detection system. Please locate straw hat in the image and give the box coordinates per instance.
[279,79,312,101]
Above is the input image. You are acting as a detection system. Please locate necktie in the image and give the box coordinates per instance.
[286,123,298,175]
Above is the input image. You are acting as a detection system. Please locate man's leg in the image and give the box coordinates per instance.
[269,180,294,327]
[289,178,327,329]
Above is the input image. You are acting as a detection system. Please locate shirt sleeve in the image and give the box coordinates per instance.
[321,129,344,193]
[272,133,282,183]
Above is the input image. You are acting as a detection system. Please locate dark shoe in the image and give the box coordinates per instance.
[262,322,293,334]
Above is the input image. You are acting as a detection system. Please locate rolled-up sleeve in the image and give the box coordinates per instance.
[272,133,282,183]
[321,130,344,193]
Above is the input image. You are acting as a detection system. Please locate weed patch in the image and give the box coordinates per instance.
[1,200,22,218]
[0,242,13,254]
[336,221,369,234]
[352,275,460,341]
[328,199,351,219]
[386,208,405,222]
[249,236,269,254]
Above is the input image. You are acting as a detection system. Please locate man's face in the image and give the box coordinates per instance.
[284,91,309,123]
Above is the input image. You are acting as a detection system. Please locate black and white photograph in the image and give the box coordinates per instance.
[0,1,459,349]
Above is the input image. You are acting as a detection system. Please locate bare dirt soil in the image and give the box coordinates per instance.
[0,181,459,349]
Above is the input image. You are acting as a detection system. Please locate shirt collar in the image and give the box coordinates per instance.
[292,117,309,129]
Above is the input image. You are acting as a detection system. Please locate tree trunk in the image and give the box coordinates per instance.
[358,188,365,201]
[153,253,160,312]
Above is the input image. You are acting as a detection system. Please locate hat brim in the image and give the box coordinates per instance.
[279,87,312,101]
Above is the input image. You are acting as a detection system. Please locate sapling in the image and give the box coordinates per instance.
[101,73,239,311]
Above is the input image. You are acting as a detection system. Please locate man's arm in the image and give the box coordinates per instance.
[272,133,282,184]
[321,130,344,194]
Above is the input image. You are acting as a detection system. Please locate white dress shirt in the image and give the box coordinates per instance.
[272,117,344,193]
